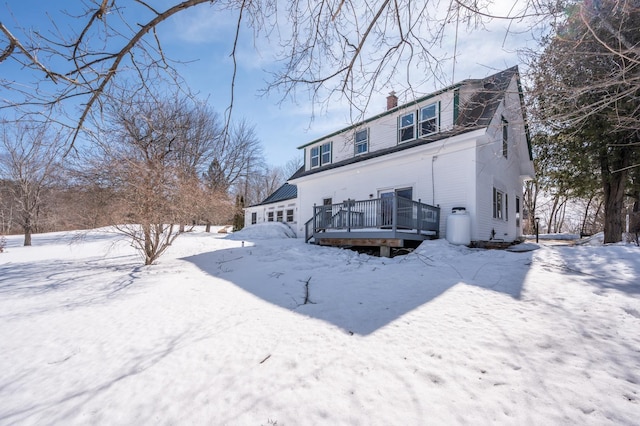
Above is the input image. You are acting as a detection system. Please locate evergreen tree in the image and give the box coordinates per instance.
[203,159,229,193]
[233,195,245,231]
[529,0,640,243]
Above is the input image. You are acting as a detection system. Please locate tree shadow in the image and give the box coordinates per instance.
[538,244,640,295]
[2,228,120,249]
[0,329,198,425]
[0,255,144,321]
[183,240,532,335]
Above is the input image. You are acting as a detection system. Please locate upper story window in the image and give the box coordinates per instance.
[399,112,415,143]
[310,142,332,168]
[502,117,509,158]
[419,103,439,136]
[321,142,332,165]
[355,129,369,155]
[310,146,320,168]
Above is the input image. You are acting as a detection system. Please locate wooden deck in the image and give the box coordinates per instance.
[305,196,440,255]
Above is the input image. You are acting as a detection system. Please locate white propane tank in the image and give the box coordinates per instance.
[446,207,471,245]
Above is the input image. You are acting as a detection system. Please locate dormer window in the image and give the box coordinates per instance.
[419,103,439,136]
[399,112,415,143]
[355,129,369,155]
[310,146,320,168]
[321,142,332,165]
[310,142,332,168]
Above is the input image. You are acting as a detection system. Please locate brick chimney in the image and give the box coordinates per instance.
[386,91,398,110]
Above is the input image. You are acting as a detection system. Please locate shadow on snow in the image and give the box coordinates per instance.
[0,256,143,321]
[183,240,533,336]
[538,244,640,296]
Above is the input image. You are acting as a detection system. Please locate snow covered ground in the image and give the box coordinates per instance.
[1,224,639,425]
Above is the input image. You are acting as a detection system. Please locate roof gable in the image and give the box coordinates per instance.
[456,66,518,127]
[297,66,521,151]
[292,66,528,179]
[253,183,297,206]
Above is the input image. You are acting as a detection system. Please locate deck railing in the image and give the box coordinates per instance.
[306,195,440,241]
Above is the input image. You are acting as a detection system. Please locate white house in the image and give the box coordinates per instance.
[244,182,298,229]
[248,66,535,253]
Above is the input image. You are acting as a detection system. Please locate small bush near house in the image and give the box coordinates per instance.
[0,235,6,253]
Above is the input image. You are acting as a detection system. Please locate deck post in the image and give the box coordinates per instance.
[380,245,391,258]
[417,198,422,234]
[313,203,317,232]
[392,193,398,235]
[347,199,352,232]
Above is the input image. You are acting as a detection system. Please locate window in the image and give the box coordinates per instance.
[321,142,332,165]
[286,209,294,222]
[515,196,521,227]
[493,188,504,220]
[267,211,274,222]
[355,129,368,155]
[399,112,415,142]
[276,210,283,222]
[505,194,509,221]
[419,103,438,136]
[251,212,257,225]
[502,117,508,158]
[310,142,332,168]
[310,146,320,168]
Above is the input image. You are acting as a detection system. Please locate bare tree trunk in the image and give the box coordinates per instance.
[547,190,563,234]
[554,200,566,233]
[631,166,640,214]
[601,147,629,244]
[524,180,538,235]
[23,215,32,246]
[580,196,594,236]
[143,223,153,265]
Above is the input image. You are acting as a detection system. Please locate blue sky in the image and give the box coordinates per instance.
[1,1,540,168]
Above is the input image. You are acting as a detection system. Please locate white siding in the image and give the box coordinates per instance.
[302,92,457,171]
[474,76,530,242]
[431,144,477,240]
[283,69,534,243]
[294,130,484,238]
[244,201,299,232]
